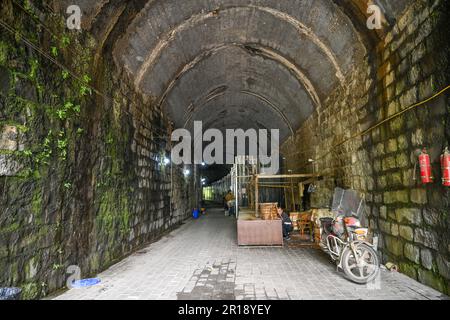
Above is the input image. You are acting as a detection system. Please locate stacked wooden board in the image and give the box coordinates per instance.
[259,203,279,220]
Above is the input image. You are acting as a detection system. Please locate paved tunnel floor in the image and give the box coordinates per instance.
[55,207,447,300]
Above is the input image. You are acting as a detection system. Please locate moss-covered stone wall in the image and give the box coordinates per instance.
[0,0,198,299]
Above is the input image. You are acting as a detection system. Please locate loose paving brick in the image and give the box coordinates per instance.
[56,208,448,301]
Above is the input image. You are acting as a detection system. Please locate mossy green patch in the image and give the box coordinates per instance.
[89,253,100,272]
[418,269,446,293]
[399,262,418,280]
[28,58,39,81]
[0,221,21,235]
[97,189,131,238]
[31,187,42,216]
[20,282,40,300]
[0,245,8,259]
[0,41,8,66]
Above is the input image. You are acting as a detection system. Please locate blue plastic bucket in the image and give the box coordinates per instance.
[192,209,200,219]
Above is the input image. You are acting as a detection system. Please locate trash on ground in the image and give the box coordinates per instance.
[0,287,22,300]
[70,278,101,288]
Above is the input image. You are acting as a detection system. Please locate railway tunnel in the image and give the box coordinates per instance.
[0,0,449,299]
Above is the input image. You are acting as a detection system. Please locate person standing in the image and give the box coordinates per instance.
[224,190,236,216]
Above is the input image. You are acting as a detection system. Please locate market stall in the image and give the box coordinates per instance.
[236,172,323,246]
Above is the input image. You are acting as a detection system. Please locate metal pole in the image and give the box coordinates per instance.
[284,187,288,211]
[290,178,295,211]
[255,175,259,218]
[235,162,239,219]
[256,173,321,179]
[170,158,173,217]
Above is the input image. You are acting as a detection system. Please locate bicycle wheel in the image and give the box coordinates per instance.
[341,243,380,284]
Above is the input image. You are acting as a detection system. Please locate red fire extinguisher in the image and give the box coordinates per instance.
[441,147,450,187]
[419,148,433,184]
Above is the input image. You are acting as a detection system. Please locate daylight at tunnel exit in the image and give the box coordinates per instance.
[0,0,449,308]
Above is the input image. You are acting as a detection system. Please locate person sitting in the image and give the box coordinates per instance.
[277,206,293,240]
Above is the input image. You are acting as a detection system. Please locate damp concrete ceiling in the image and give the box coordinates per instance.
[57,0,412,141]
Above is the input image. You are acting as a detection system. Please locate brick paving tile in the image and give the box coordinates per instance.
[55,208,449,300]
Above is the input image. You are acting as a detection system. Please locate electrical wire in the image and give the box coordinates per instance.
[0,17,170,141]
[0,19,112,102]
[8,1,219,142]
[11,0,54,36]
[21,0,172,139]
[12,0,105,72]
[28,0,55,14]
[5,3,449,161]
[286,84,450,166]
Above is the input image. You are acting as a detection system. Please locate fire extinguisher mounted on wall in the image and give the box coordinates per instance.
[441,147,450,187]
[419,148,433,184]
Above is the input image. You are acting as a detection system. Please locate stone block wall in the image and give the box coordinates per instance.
[282,0,449,294]
[0,1,199,299]
[370,0,449,293]
[281,50,375,208]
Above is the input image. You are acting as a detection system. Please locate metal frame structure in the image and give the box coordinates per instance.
[254,173,322,217]
[231,156,258,218]
[211,157,323,220]
[228,159,323,246]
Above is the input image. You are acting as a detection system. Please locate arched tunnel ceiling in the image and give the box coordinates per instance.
[164,45,316,135]
[56,0,413,142]
[113,0,368,142]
